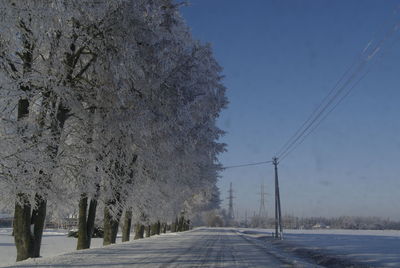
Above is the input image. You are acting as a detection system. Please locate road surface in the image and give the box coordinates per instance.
[4,228,310,267]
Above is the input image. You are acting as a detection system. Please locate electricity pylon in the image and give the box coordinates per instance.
[258,181,268,218]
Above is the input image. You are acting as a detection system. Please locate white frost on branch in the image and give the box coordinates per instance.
[0,0,227,223]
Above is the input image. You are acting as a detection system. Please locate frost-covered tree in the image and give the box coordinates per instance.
[0,2,71,260]
[0,0,227,261]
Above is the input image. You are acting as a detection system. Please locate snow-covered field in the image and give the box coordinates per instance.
[239,228,400,267]
[0,228,104,266]
[2,227,400,267]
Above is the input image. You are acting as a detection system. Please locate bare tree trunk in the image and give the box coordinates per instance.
[178,215,185,232]
[134,223,144,240]
[103,206,113,246]
[110,220,119,243]
[86,197,98,248]
[150,223,157,236]
[13,194,32,261]
[77,193,98,250]
[103,205,121,245]
[146,225,151,237]
[31,194,46,257]
[77,195,89,250]
[156,221,161,235]
[110,208,122,244]
[171,217,177,233]
[122,210,132,242]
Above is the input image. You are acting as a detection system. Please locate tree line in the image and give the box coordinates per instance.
[0,0,227,261]
[281,216,400,230]
[238,215,400,230]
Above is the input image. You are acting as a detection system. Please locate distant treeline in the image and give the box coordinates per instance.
[249,215,400,230]
[288,216,400,230]
[197,210,400,230]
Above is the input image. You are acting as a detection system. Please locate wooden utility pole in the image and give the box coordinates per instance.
[273,157,283,239]
[228,183,235,220]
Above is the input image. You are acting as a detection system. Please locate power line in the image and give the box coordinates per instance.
[275,50,364,158]
[223,10,400,167]
[222,160,273,170]
[279,70,370,161]
[279,27,397,162]
[277,61,369,160]
[276,19,400,162]
[277,52,370,159]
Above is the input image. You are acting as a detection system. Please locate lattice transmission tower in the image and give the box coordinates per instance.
[258,181,268,218]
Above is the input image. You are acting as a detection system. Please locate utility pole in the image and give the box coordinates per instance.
[273,157,283,239]
[228,182,235,220]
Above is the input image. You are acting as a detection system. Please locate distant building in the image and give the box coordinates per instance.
[312,223,330,229]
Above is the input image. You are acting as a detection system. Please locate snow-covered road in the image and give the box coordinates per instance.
[3,228,305,268]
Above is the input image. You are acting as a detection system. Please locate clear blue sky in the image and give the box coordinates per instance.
[180,0,400,220]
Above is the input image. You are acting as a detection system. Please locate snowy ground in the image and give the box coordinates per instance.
[1,228,309,267]
[0,228,104,266]
[1,227,400,267]
[239,228,400,267]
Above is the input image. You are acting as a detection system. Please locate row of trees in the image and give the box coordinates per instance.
[0,0,227,261]
[281,216,400,230]
[225,215,400,230]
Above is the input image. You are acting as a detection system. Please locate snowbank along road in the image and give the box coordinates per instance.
[3,228,315,268]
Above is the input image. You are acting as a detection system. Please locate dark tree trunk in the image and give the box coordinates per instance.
[31,194,46,257]
[146,225,151,237]
[171,216,179,233]
[162,223,167,233]
[110,209,121,244]
[77,193,98,250]
[178,215,185,232]
[175,217,180,232]
[134,223,144,240]
[156,221,161,235]
[170,221,176,233]
[151,222,161,235]
[150,223,157,236]
[110,222,119,243]
[103,206,113,246]
[77,195,89,250]
[122,210,132,242]
[13,193,32,261]
[86,197,98,248]
[103,205,122,245]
